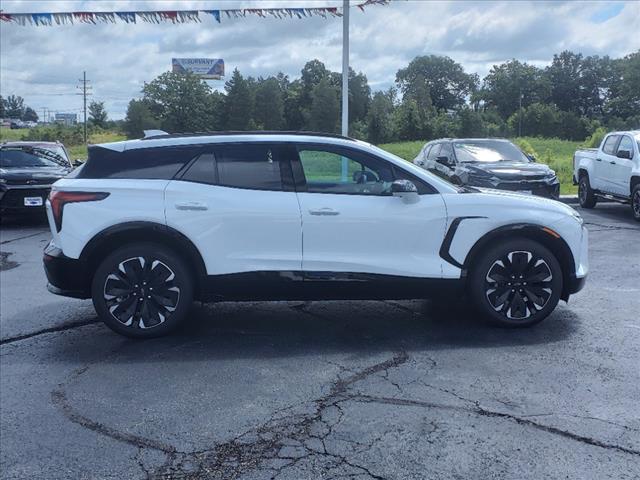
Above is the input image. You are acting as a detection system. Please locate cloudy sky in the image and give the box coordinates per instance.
[1,0,639,120]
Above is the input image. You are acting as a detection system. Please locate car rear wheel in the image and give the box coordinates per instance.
[578,175,597,209]
[469,238,563,328]
[631,184,640,222]
[91,243,194,338]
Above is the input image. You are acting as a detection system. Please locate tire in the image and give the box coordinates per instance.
[631,184,640,222]
[468,238,563,328]
[91,242,194,338]
[578,174,597,209]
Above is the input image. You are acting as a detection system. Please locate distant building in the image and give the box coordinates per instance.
[55,113,77,126]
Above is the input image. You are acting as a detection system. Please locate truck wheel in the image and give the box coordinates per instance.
[91,243,194,338]
[632,184,640,222]
[578,175,597,209]
[468,238,563,328]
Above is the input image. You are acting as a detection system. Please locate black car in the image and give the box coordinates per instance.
[414,138,560,199]
[0,141,74,215]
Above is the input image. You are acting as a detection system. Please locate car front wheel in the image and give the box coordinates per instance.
[469,239,563,328]
[91,243,194,338]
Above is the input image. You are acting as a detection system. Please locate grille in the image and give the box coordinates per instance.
[0,188,50,208]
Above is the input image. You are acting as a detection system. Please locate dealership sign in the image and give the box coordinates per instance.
[172,58,224,79]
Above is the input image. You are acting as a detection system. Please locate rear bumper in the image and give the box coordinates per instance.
[43,242,90,299]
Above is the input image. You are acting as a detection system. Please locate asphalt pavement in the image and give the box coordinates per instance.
[1,204,639,480]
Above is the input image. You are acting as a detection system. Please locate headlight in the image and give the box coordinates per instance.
[0,178,6,185]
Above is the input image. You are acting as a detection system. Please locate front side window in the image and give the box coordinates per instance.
[617,136,634,158]
[298,147,394,195]
[439,143,454,161]
[602,135,619,155]
[215,144,284,191]
[427,144,441,161]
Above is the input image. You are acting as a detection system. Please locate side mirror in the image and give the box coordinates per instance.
[73,159,83,167]
[436,156,452,167]
[391,179,419,204]
[527,154,537,162]
[616,150,632,160]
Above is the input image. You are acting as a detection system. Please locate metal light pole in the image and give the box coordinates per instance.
[341,0,349,137]
[340,0,350,180]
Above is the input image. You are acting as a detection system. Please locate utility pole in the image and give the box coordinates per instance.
[76,71,92,143]
[518,87,523,137]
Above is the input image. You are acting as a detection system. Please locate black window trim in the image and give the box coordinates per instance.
[292,142,438,196]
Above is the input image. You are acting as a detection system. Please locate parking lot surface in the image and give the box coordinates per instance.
[1,204,639,480]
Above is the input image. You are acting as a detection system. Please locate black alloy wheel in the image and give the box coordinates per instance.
[92,243,193,338]
[632,184,640,222]
[578,175,597,209]
[469,238,562,327]
[484,251,552,320]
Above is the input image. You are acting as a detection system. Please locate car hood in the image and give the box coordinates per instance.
[463,161,554,179]
[0,166,71,183]
[475,187,575,214]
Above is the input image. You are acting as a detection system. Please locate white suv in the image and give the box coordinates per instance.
[43,132,588,338]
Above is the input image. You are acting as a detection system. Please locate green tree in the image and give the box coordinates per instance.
[546,51,584,114]
[253,77,285,130]
[480,60,551,120]
[396,55,477,112]
[0,96,6,118]
[88,100,108,128]
[123,99,161,139]
[4,95,25,119]
[22,106,38,122]
[309,76,339,133]
[606,50,640,120]
[142,71,214,132]
[223,68,253,130]
[348,68,371,124]
[366,89,396,144]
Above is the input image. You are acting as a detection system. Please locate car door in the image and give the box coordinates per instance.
[164,143,302,276]
[596,134,620,193]
[293,143,448,279]
[611,135,635,197]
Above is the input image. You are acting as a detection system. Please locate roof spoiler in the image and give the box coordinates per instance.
[143,130,169,139]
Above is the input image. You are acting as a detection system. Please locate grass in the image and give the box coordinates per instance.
[379,137,582,195]
[0,127,126,160]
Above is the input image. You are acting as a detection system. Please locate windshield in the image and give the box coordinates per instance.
[0,146,70,168]
[453,140,530,163]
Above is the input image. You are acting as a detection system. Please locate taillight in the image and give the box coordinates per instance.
[48,190,110,232]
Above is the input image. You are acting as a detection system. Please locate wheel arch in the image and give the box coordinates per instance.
[630,175,640,195]
[462,223,576,301]
[80,221,208,299]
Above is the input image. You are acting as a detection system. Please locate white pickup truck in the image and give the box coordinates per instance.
[573,130,640,221]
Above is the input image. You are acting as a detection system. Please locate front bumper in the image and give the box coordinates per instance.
[43,242,91,299]
[0,185,51,212]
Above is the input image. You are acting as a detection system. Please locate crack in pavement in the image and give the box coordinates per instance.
[348,394,640,457]
[0,318,99,346]
[584,222,638,232]
[0,230,48,245]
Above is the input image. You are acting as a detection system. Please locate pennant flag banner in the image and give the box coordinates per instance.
[0,0,389,26]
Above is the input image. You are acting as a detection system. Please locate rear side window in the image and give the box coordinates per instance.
[80,146,200,179]
[215,144,283,191]
[181,153,217,185]
[602,135,619,155]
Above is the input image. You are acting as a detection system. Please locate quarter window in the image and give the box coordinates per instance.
[602,135,620,155]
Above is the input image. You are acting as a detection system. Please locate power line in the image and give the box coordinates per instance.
[76,71,92,143]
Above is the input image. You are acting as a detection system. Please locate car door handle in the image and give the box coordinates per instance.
[309,208,340,216]
[610,161,616,165]
[175,201,208,211]
[596,158,602,161]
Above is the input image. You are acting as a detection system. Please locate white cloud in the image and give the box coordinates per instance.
[1,0,638,119]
